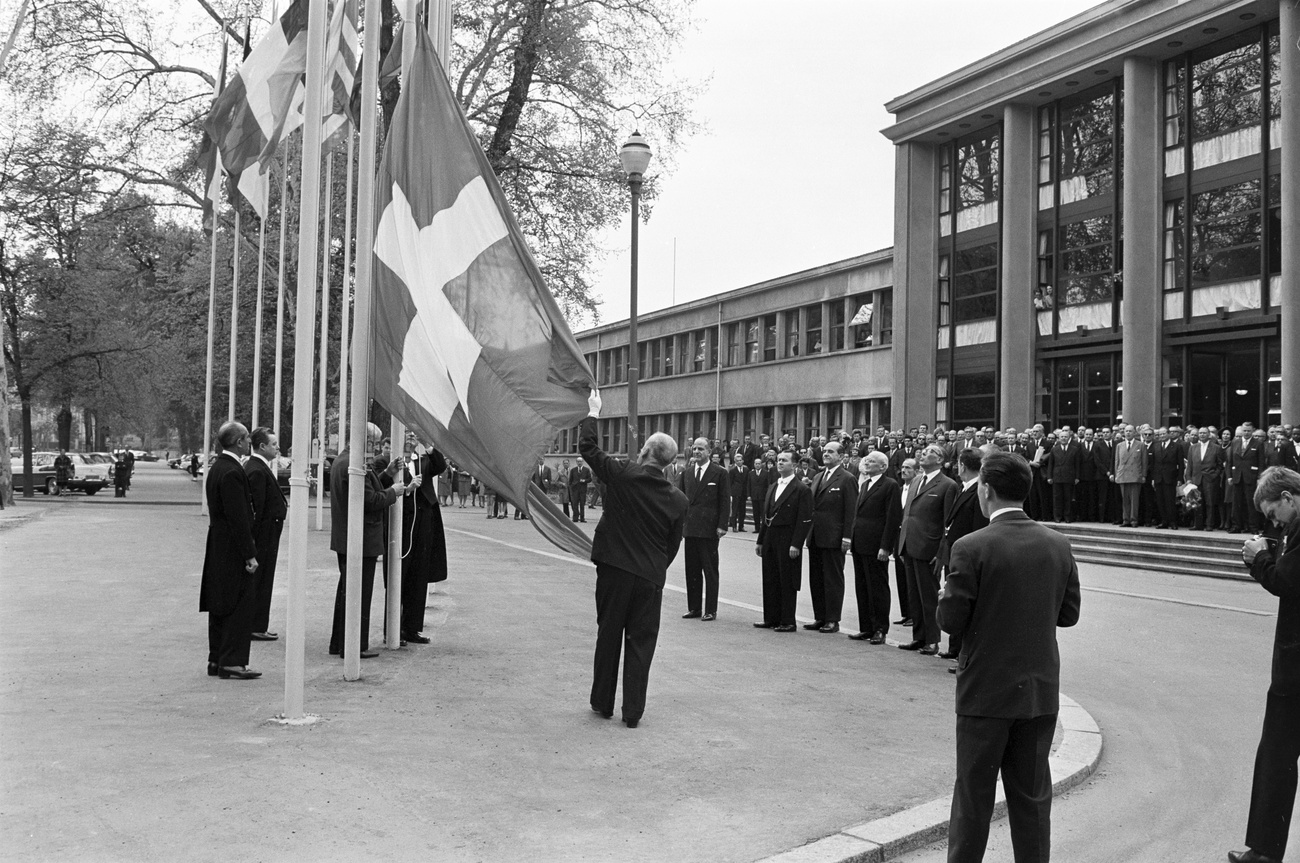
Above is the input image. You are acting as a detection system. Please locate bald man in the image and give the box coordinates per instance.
[677,437,730,620]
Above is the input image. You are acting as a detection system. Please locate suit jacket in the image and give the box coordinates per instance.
[1111,439,1147,484]
[580,417,687,586]
[1044,441,1083,483]
[1250,520,1300,695]
[938,510,1082,718]
[757,476,813,557]
[568,463,592,493]
[727,464,749,500]
[677,460,730,538]
[1186,440,1224,485]
[748,464,775,497]
[806,465,857,549]
[850,475,901,559]
[898,471,958,561]
[1077,440,1106,482]
[329,447,398,557]
[1229,437,1265,485]
[1148,439,1185,485]
[888,446,916,478]
[199,453,258,616]
[938,481,989,569]
[1266,439,1298,470]
[245,455,287,548]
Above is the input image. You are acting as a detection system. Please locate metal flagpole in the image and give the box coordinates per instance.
[201,199,220,514]
[251,182,270,429]
[315,150,334,531]
[282,0,329,718]
[385,0,419,651]
[229,208,241,421]
[337,130,355,465]
[273,140,292,439]
[342,0,382,683]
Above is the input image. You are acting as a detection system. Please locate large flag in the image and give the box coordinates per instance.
[324,0,359,145]
[198,35,229,238]
[371,26,595,557]
[203,0,308,186]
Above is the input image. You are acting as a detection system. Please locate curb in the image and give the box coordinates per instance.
[754,692,1103,863]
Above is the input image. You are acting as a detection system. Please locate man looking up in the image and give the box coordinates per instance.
[754,450,812,632]
[803,441,857,634]
[897,444,957,655]
[849,450,900,644]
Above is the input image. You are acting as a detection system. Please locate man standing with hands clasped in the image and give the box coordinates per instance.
[245,428,287,643]
[754,450,813,632]
[938,451,1081,862]
[803,441,857,634]
[678,437,729,621]
[581,390,688,729]
[1229,467,1300,863]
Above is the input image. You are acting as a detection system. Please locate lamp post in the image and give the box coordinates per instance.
[619,131,652,454]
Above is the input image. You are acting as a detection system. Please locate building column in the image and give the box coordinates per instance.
[1281,5,1300,423]
[891,141,939,430]
[1000,103,1037,429]
[1121,57,1163,425]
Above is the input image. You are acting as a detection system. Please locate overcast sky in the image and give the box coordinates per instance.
[587,0,1103,327]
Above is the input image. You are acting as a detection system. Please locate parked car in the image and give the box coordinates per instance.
[132,450,160,462]
[31,452,109,495]
[87,452,117,480]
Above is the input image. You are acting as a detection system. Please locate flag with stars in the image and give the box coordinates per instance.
[371,26,594,556]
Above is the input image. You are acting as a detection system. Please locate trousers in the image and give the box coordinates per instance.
[591,564,662,722]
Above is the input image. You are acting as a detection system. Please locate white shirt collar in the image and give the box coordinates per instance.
[963,476,978,492]
[923,468,939,482]
[221,449,243,462]
[989,506,1022,522]
[251,452,272,468]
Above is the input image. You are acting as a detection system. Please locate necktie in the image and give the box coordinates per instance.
[697,465,703,482]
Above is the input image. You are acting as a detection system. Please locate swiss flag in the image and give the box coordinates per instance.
[371,26,594,556]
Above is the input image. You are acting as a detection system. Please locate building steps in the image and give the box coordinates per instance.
[1043,522,1251,581]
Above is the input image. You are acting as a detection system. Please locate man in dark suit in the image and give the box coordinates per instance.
[582,393,688,728]
[1232,468,1300,863]
[889,435,917,481]
[245,427,287,643]
[727,451,750,532]
[1230,427,1266,533]
[1265,427,1298,472]
[1186,426,1225,531]
[1077,428,1109,523]
[938,451,1082,862]
[394,439,447,643]
[748,456,774,526]
[568,457,592,523]
[1043,428,1082,523]
[848,450,900,644]
[199,421,261,680]
[937,447,990,668]
[803,441,857,634]
[754,450,813,632]
[1149,427,1186,529]
[677,437,730,621]
[329,422,404,660]
[897,445,957,654]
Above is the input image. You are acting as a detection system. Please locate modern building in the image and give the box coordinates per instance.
[573,0,1296,453]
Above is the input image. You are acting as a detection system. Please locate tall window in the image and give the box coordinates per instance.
[852,295,874,348]
[662,336,673,376]
[878,291,893,345]
[955,130,1000,232]
[1057,89,1115,205]
[1038,105,1055,210]
[1056,214,1114,331]
[693,330,707,372]
[953,244,998,324]
[784,309,800,357]
[727,323,742,367]
[805,304,822,354]
[745,318,759,364]
[828,301,845,351]
[1036,230,1055,336]
[1190,179,1262,288]
[763,314,777,362]
[952,371,996,429]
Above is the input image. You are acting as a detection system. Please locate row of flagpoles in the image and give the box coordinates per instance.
[200,0,596,720]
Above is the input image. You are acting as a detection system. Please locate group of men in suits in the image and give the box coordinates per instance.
[199,421,287,680]
[541,457,593,522]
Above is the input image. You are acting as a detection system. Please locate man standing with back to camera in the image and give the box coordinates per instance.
[581,391,688,729]
[938,451,1081,862]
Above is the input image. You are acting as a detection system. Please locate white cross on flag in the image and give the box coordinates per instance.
[371,27,594,556]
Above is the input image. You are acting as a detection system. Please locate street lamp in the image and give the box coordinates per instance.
[619,130,652,454]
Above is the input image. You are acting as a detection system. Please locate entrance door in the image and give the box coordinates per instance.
[1187,345,1261,430]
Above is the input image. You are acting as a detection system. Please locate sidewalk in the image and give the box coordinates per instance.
[1,484,1099,863]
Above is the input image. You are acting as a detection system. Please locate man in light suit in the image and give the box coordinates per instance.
[803,441,858,634]
[199,421,261,680]
[1186,426,1225,531]
[754,450,813,632]
[897,444,958,654]
[937,447,990,667]
[1110,424,1146,528]
[938,451,1081,862]
[677,437,730,621]
[1231,468,1300,863]
[848,451,900,644]
[582,393,688,728]
[245,428,287,643]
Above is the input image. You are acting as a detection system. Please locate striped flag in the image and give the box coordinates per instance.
[198,35,229,237]
[324,0,359,144]
[371,26,595,557]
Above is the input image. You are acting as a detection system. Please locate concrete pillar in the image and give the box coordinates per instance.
[1121,57,1163,425]
[891,142,939,429]
[1281,6,1300,423]
[1000,103,1037,429]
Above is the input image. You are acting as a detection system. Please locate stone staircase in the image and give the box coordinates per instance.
[1044,522,1251,581]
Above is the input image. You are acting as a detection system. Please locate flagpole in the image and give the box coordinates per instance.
[315,149,334,531]
[283,0,329,718]
[338,130,355,464]
[273,142,291,439]
[201,199,220,515]
[343,0,383,682]
[251,183,269,429]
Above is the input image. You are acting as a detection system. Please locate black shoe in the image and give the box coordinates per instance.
[207,662,218,677]
[624,718,639,729]
[802,621,825,630]
[898,640,924,651]
[919,643,940,656]
[701,613,716,621]
[403,633,431,644]
[218,666,262,679]
[937,650,959,659]
[948,666,957,674]
[250,631,278,641]
[1228,851,1281,863]
[847,632,871,641]
[868,631,886,645]
[339,650,380,659]
[894,617,912,625]
[682,610,702,619]
[591,706,613,719]
[773,624,796,632]
[819,622,839,633]
[752,622,774,628]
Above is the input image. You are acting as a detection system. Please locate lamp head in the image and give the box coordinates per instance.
[619,130,653,178]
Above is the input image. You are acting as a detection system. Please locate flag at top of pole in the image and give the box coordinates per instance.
[371,25,594,557]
